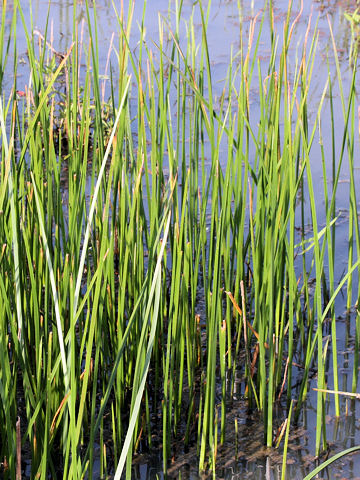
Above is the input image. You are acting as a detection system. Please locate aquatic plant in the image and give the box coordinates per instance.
[0,0,359,478]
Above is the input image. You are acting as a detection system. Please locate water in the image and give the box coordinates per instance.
[3,0,360,478]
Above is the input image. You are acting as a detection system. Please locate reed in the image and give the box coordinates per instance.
[0,0,359,478]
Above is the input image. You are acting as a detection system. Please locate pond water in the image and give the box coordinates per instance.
[3,0,360,479]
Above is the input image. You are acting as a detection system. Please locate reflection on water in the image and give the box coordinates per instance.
[3,0,360,478]
[131,388,360,479]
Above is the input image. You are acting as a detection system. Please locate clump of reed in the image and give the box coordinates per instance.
[0,0,359,478]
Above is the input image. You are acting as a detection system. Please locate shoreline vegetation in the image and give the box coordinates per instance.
[1,0,359,478]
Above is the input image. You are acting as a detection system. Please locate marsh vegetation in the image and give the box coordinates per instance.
[1,0,360,478]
